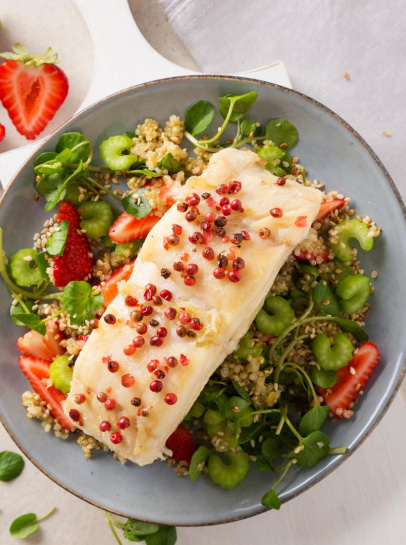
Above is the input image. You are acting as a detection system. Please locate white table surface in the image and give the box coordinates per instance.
[1,1,406,544]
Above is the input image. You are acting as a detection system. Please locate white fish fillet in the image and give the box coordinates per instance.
[63,148,323,465]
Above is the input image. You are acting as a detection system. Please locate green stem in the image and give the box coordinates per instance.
[271,459,294,489]
[282,362,319,406]
[37,507,57,523]
[105,513,124,545]
[274,335,307,384]
[42,308,64,322]
[84,176,123,201]
[184,132,222,153]
[329,446,347,455]
[280,405,302,442]
[11,292,30,313]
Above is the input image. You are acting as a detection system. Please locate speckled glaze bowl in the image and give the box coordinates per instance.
[0,76,405,526]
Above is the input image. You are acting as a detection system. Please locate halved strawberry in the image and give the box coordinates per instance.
[315,197,346,222]
[165,424,197,466]
[323,341,380,418]
[17,320,65,360]
[0,44,68,140]
[53,201,94,288]
[109,213,161,244]
[0,123,5,142]
[18,355,75,431]
[99,260,135,307]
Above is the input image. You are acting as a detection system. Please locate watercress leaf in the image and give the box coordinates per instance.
[231,380,251,403]
[9,513,39,539]
[297,262,320,277]
[261,488,281,510]
[10,300,34,326]
[34,252,50,282]
[185,100,215,136]
[46,220,68,256]
[56,132,90,163]
[197,390,225,411]
[0,451,24,481]
[240,119,260,138]
[222,396,251,420]
[128,169,162,178]
[238,421,266,444]
[36,173,66,206]
[145,525,177,545]
[289,431,330,467]
[123,520,159,541]
[43,161,84,212]
[262,436,280,460]
[334,317,369,341]
[63,281,104,325]
[254,457,273,472]
[122,189,152,218]
[34,151,58,168]
[12,313,46,335]
[298,405,330,437]
[159,153,188,175]
[189,445,211,482]
[265,119,299,149]
[313,281,340,316]
[218,91,257,123]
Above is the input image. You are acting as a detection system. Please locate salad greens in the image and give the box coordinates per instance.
[9,507,56,539]
[0,450,24,482]
[106,513,177,545]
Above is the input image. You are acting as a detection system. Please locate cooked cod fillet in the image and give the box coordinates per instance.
[63,148,323,465]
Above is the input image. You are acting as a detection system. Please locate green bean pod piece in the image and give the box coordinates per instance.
[329,219,374,262]
[207,451,250,489]
[312,333,353,371]
[255,296,295,336]
[336,274,371,314]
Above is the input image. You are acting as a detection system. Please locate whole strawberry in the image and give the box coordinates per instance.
[0,43,68,140]
[53,201,94,288]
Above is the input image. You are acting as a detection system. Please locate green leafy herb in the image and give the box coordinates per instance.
[0,450,24,481]
[159,153,189,175]
[218,91,257,123]
[313,280,340,316]
[10,312,46,335]
[189,445,212,482]
[122,189,152,218]
[261,488,281,510]
[62,281,104,325]
[265,118,298,149]
[288,430,330,467]
[184,100,215,136]
[106,513,177,545]
[46,220,69,256]
[55,132,91,163]
[298,405,330,437]
[9,508,56,539]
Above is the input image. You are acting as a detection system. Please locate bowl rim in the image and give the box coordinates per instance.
[1,73,405,526]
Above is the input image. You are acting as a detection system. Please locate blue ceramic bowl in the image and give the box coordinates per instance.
[0,76,405,525]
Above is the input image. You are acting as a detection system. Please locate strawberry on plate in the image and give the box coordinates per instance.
[0,123,5,142]
[0,43,68,140]
[109,212,161,244]
[315,197,346,222]
[165,424,197,466]
[99,260,135,307]
[17,319,65,360]
[323,341,380,418]
[52,201,94,288]
[18,355,75,431]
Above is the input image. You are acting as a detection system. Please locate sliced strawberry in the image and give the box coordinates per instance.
[17,320,65,360]
[165,424,197,466]
[323,341,380,418]
[99,260,135,307]
[0,123,5,142]
[18,356,75,431]
[0,44,68,140]
[109,213,161,244]
[52,201,94,288]
[315,197,346,222]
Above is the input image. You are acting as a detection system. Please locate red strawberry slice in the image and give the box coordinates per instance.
[0,44,68,140]
[165,424,197,466]
[294,237,330,264]
[315,197,346,222]
[99,260,135,307]
[17,320,65,360]
[323,341,380,418]
[52,201,94,288]
[0,123,5,142]
[109,213,161,244]
[18,356,75,431]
